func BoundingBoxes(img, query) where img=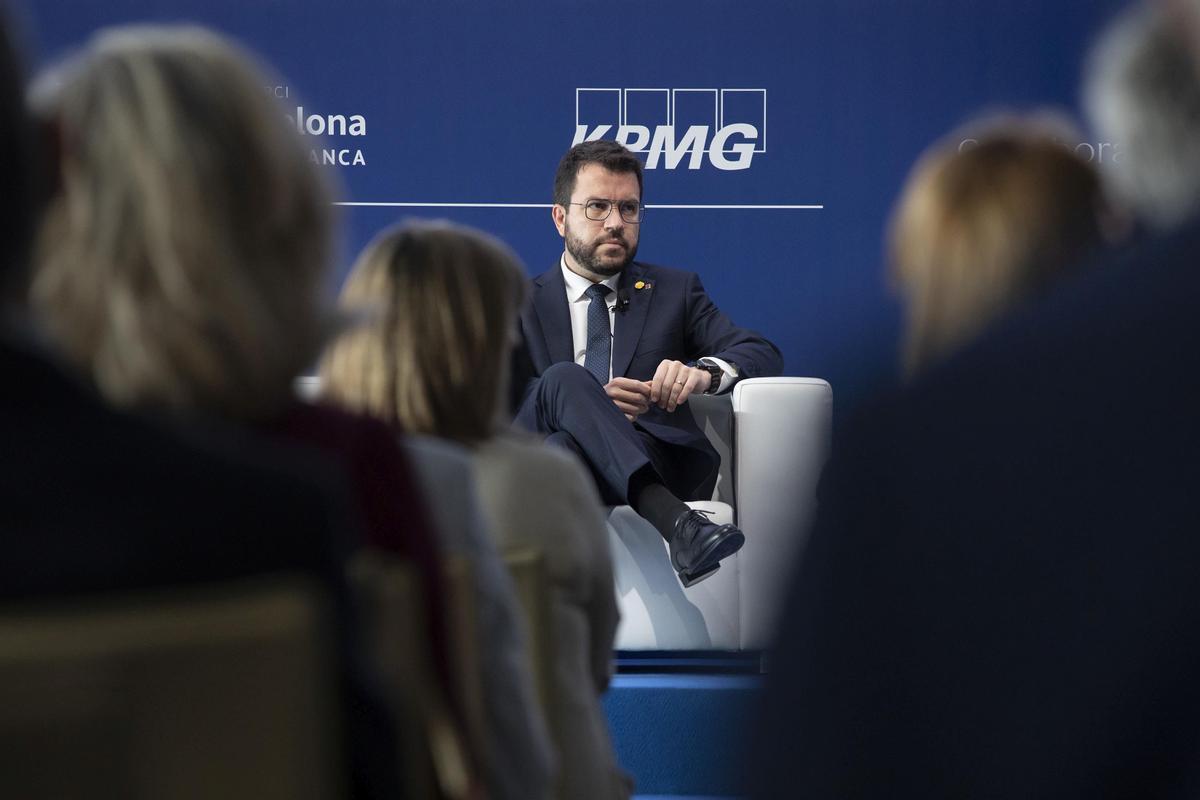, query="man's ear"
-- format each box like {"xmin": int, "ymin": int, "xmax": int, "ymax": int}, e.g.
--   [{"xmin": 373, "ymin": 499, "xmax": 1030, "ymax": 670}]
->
[{"xmin": 551, "ymin": 204, "xmax": 567, "ymax": 237}]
